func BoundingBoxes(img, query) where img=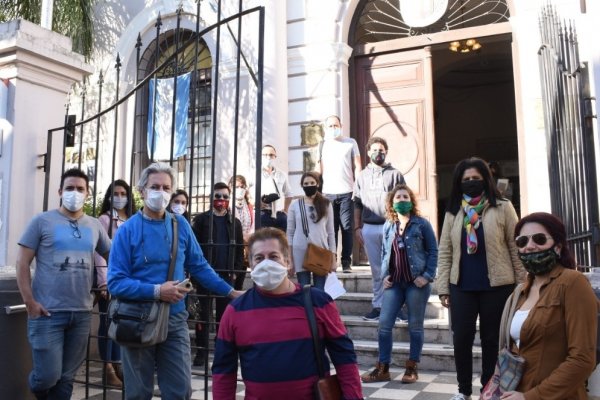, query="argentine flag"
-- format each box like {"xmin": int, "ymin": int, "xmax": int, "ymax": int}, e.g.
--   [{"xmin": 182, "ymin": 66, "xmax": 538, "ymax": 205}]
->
[{"xmin": 147, "ymin": 72, "xmax": 191, "ymax": 160}]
